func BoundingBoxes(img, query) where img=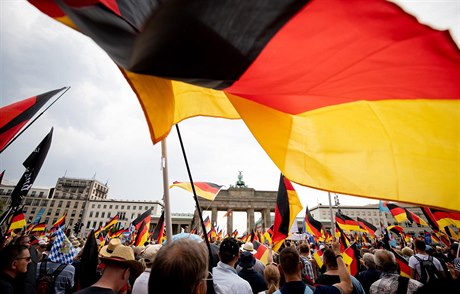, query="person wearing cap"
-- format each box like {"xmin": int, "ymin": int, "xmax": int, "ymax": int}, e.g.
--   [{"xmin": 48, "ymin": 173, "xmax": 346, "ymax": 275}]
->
[
  {"xmin": 237, "ymin": 241, "xmax": 266, "ymax": 276},
  {"xmin": 149, "ymin": 238, "xmax": 209, "ymax": 293},
  {"xmin": 212, "ymin": 237, "xmax": 252, "ymax": 294},
  {"xmin": 75, "ymin": 244, "xmax": 144, "ymax": 294},
  {"xmin": 238, "ymin": 251, "xmax": 267, "ymax": 293},
  {"xmin": 131, "ymin": 244, "xmax": 162, "ymax": 294}
]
